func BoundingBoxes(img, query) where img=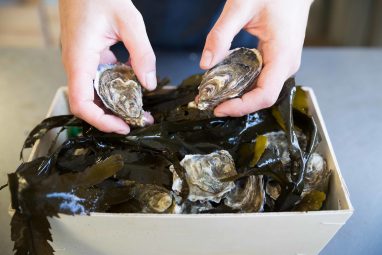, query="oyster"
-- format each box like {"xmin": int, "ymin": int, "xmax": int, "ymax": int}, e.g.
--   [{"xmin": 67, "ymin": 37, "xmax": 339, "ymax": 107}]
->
[
  {"xmin": 303, "ymin": 153, "xmax": 330, "ymax": 193},
  {"xmin": 263, "ymin": 131, "xmax": 329, "ymax": 196},
  {"xmin": 197, "ymin": 47, "xmax": 263, "ymax": 110},
  {"xmin": 121, "ymin": 180, "xmax": 173, "ymax": 213},
  {"xmin": 224, "ymin": 176, "xmax": 265, "ymax": 212},
  {"xmin": 94, "ymin": 64, "xmax": 148, "ymax": 127},
  {"xmin": 264, "ymin": 130, "xmax": 307, "ymax": 165},
  {"xmin": 170, "ymin": 150, "xmax": 237, "ymax": 203}
]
